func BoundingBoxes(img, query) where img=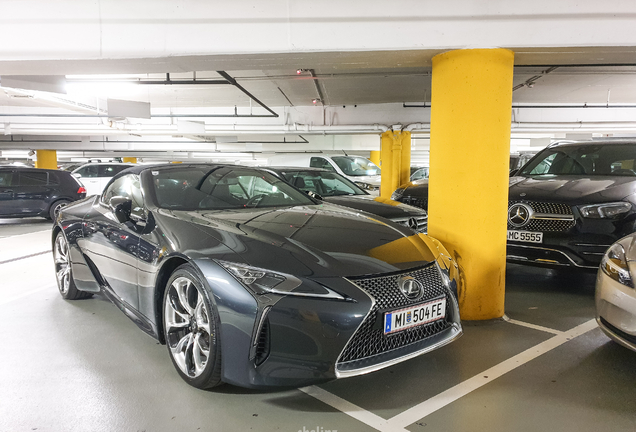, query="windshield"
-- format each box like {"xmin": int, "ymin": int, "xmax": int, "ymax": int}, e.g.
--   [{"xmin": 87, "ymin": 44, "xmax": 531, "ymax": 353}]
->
[
  {"xmin": 520, "ymin": 144, "xmax": 636, "ymax": 177},
  {"xmin": 331, "ymin": 156, "xmax": 381, "ymax": 176},
  {"xmin": 281, "ymin": 170, "xmax": 367, "ymax": 197},
  {"xmin": 149, "ymin": 166, "xmax": 314, "ymax": 210}
]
